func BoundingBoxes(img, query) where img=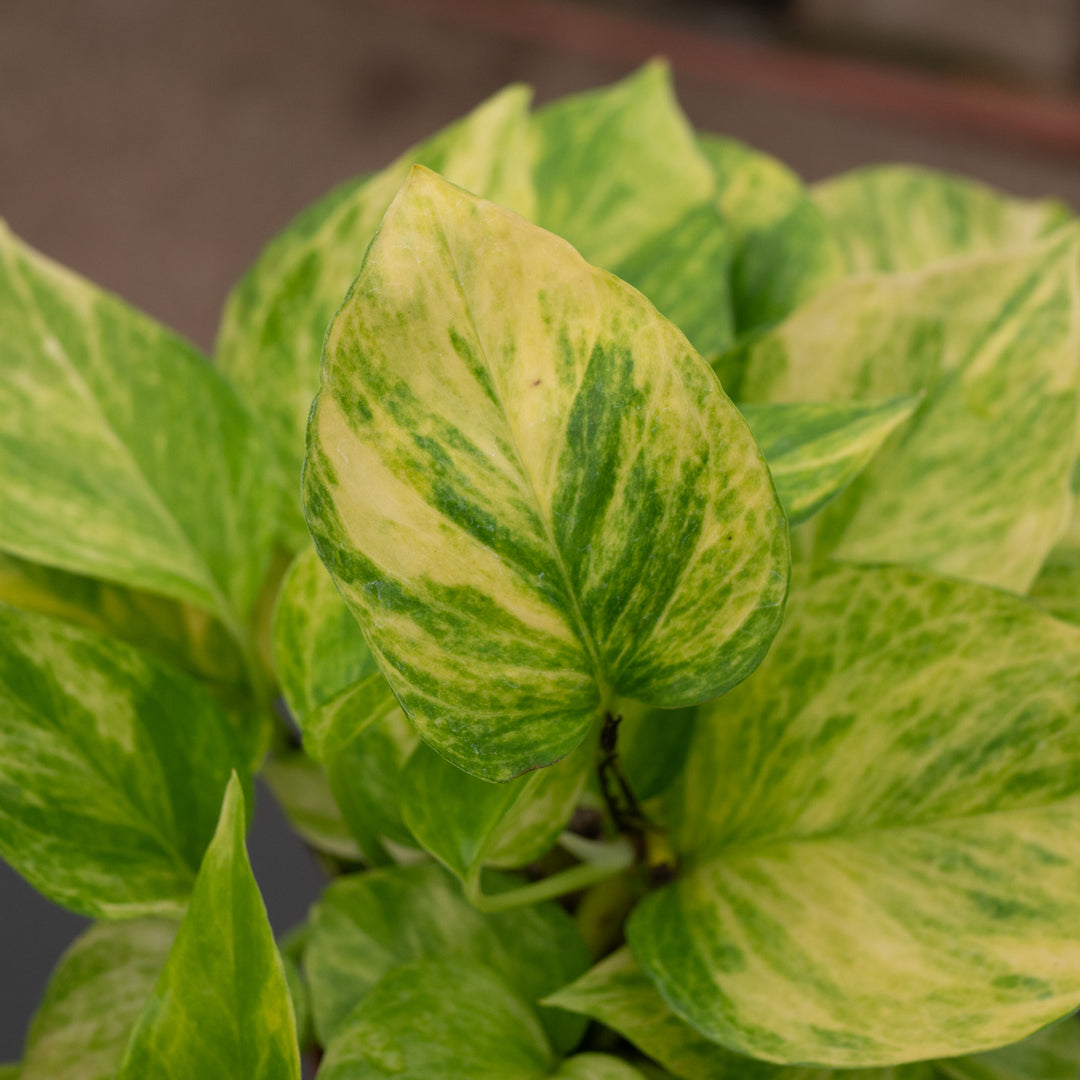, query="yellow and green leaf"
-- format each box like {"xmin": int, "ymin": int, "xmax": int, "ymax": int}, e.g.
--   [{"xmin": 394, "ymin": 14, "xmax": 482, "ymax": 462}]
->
[
  {"xmin": 740, "ymin": 396, "xmax": 920, "ymax": 526},
  {"xmin": 740, "ymin": 227, "xmax": 1080, "ymax": 591},
  {"xmin": 531, "ymin": 63, "xmax": 735, "ymax": 359},
  {"xmin": 303, "ymin": 168, "xmax": 789, "ymax": 781},
  {"xmin": 20, "ymin": 920, "xmax": 176, "ymax": 1080},
  {"xmin": 119, "ymin": 776, "xmax": 301, "ymax": 1080},
  {"xmin": 547, "ymin": 948, "xmax": 933, "ymax": 1080},
  {"xmin": 0, "ymin": 223, "xmax": 277, "ymax": 640},
  {"xmin": 628, "ymin": 564, "xmax": 1080, "ymax": 1067},
  {"xmin": 217, "ymin": 86, "xmax": 536, "ymax": 549},
  {"xmin": 813, "ymin": 165, "xmax": 1072, "ymax": 274},
  {"xmin": 0, "ymin": 606, "xmax": 247, "ymax": 918}
]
